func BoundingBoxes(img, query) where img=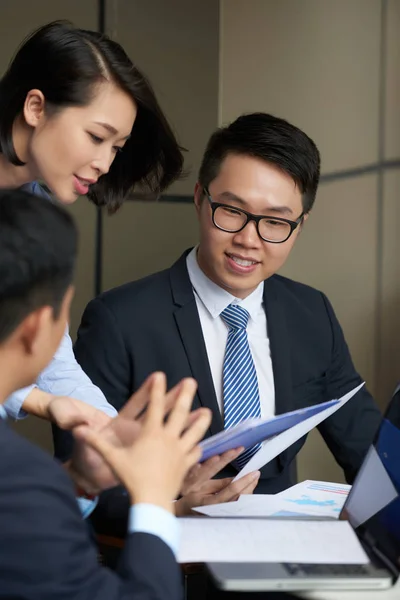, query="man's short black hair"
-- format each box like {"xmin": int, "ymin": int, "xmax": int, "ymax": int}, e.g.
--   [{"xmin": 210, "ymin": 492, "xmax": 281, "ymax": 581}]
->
[
  {"xmin": 198, "ymin": 112, "xmax": 321, "ymax": 213},
  {"xmin": 0, "ymin": 189, "xmax": 77, "ymax": 343}
]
